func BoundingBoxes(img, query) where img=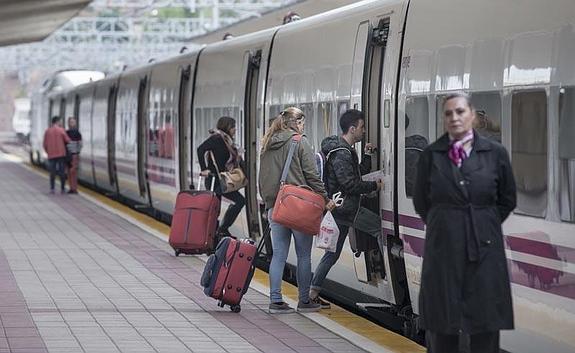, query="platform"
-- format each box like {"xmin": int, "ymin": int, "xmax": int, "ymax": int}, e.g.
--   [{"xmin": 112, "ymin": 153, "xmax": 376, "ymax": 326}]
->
[{"xmin": 0, "ymin": 152, "xmax": 423, "ymax": 353}]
